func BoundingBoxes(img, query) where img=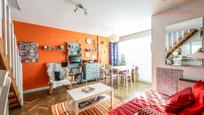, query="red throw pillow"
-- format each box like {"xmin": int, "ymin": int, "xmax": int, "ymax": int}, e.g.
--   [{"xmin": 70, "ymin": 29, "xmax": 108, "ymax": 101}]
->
[
  {"xmin": 192, "ymin": 80, "xmax": 204, "ymax": 98},
  {"xmin": 164, "ymin": 87, "xmax": 195, "ymax": 113},
  {"xmin": 180, "ymin": 90, "xmax": 204, "ymax": 115}
]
